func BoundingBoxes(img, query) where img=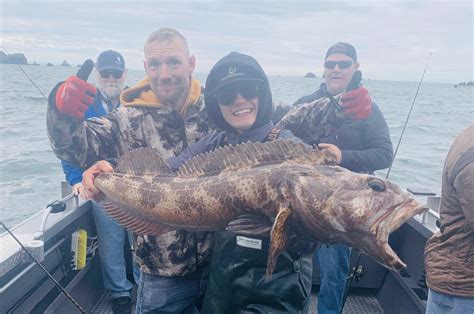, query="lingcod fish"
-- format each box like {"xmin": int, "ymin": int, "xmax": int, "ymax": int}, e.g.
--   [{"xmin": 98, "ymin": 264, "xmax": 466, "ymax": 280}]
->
[{"xmin": 95, "ymin": 140, "xmax": 427, "ymax": 276}]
